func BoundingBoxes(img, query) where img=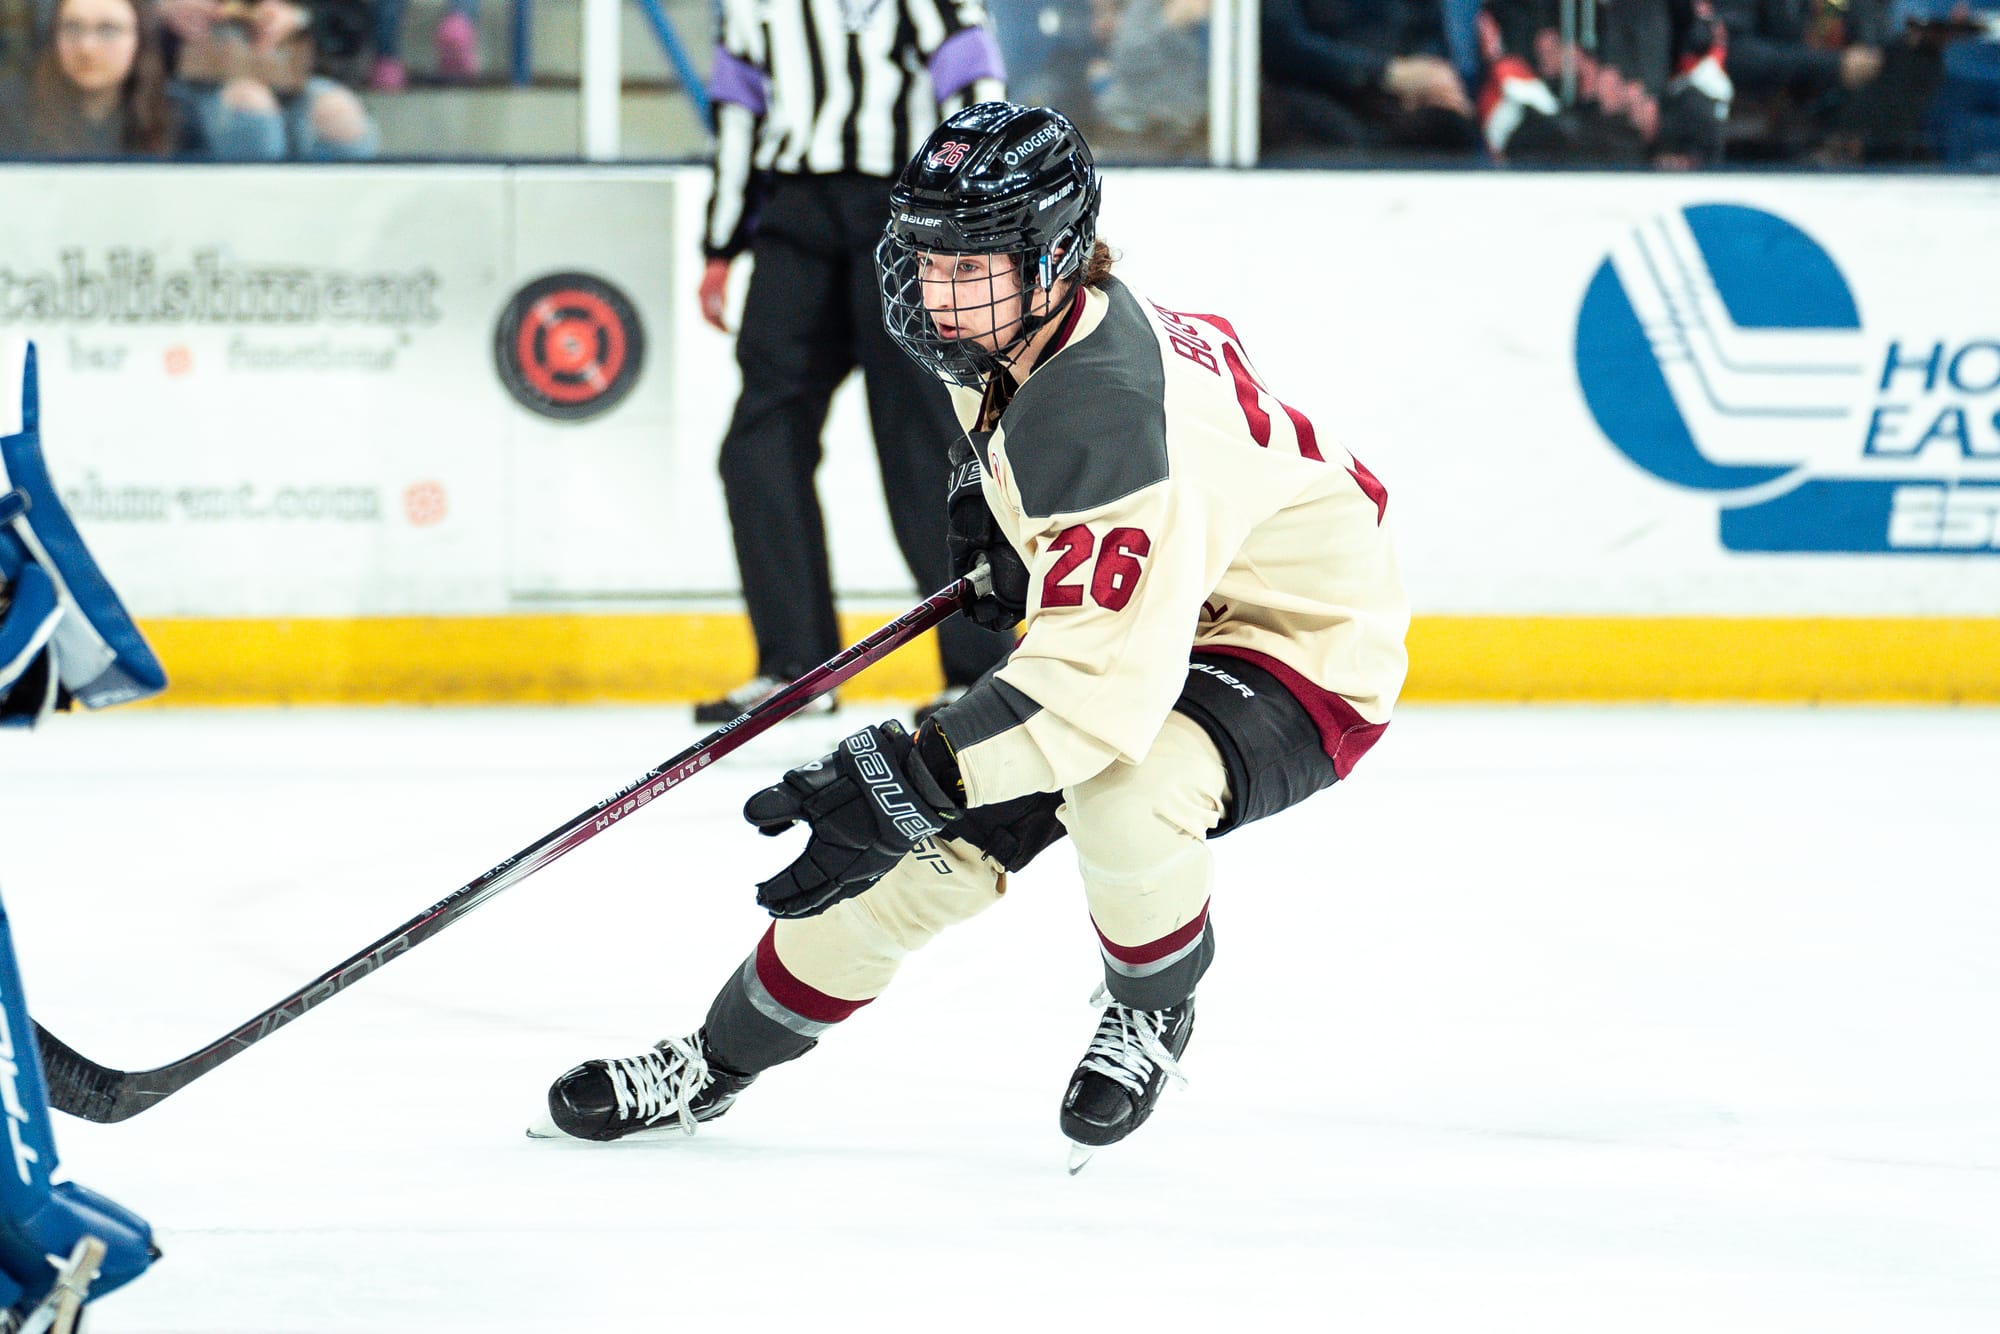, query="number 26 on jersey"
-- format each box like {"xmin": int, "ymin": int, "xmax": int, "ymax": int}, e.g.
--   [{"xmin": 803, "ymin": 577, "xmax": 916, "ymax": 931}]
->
[{"xmin": 1041, "ymin": 524, "xmax": 1151, "ymax": 611}]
